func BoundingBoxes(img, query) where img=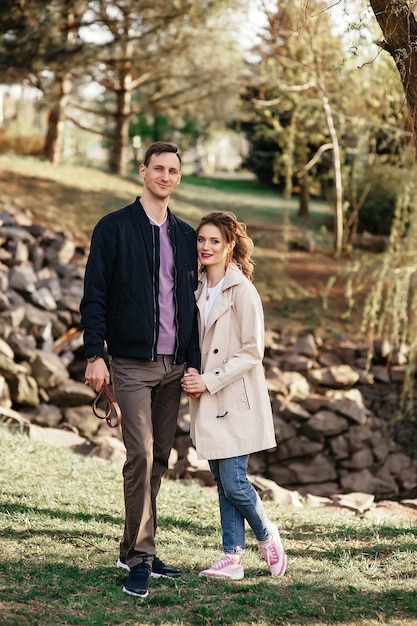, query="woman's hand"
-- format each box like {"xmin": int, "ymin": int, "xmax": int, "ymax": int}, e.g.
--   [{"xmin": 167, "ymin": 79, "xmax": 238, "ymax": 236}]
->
[{"xmin": 181, "ymin": 371, "xmax": 206, "ymax": 398}]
